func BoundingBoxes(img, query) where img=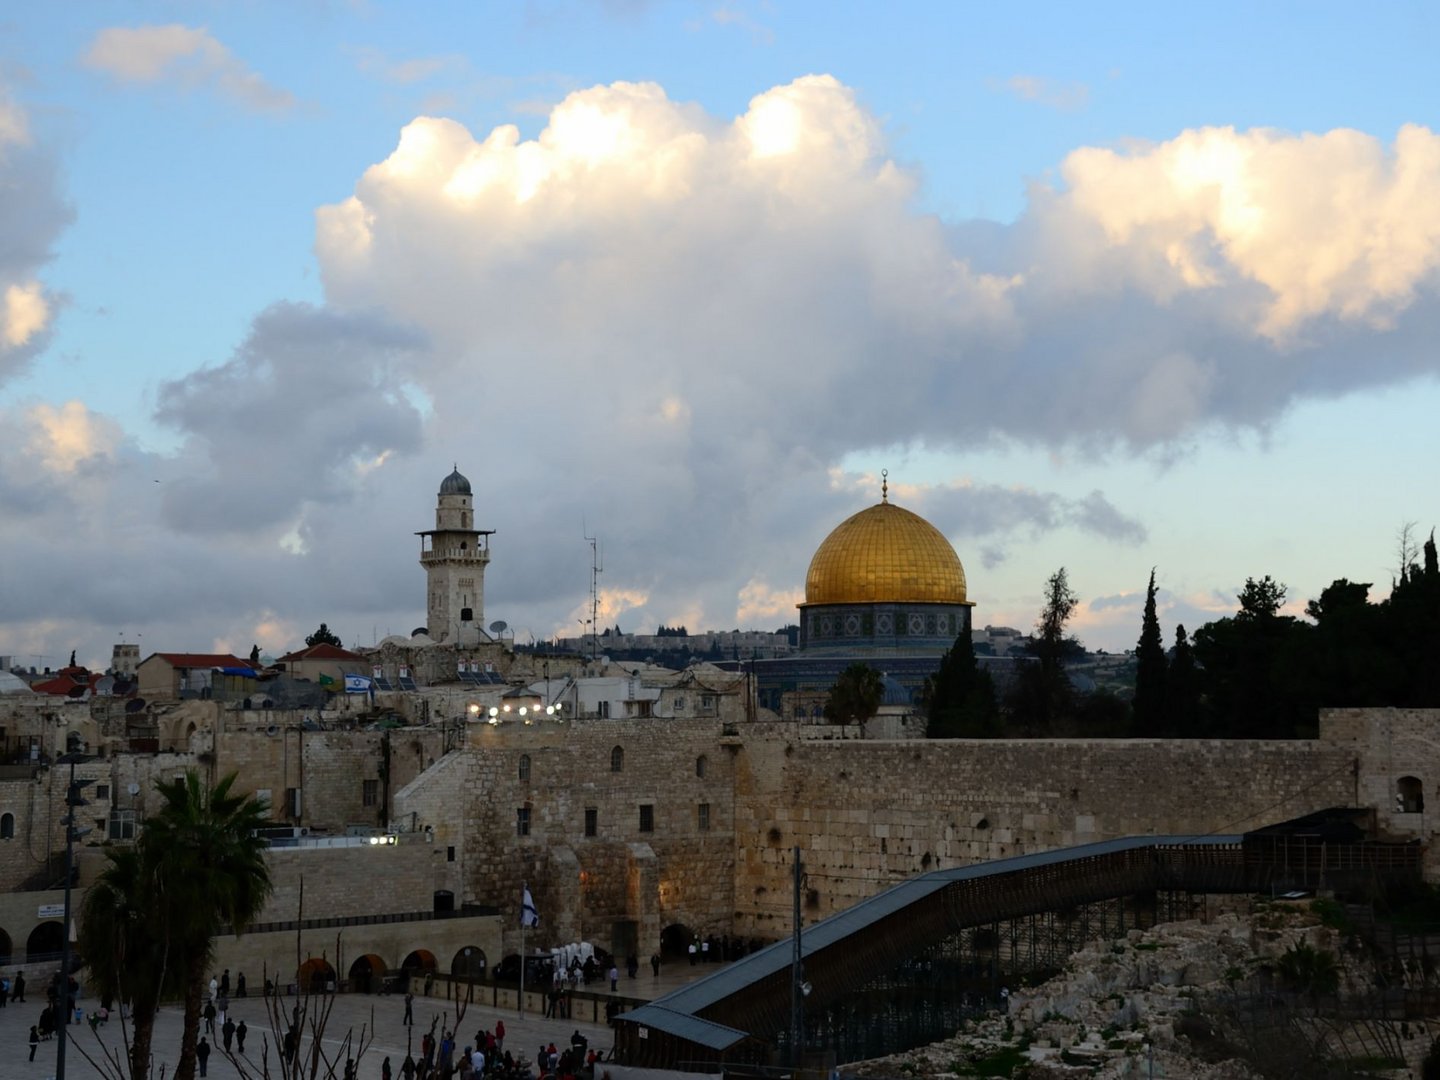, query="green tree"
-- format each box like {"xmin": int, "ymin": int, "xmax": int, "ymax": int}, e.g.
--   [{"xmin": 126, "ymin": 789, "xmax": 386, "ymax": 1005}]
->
[
  {"xmin": 1275, "ymin": 942, "xmax": 1340, "ymax": 1000},
  {"xmin": 80, "ymin": 847, "xmax": 173, "ymax": 1078},
  {"xmin": 925, "ymin": 625, "xmax": 1000, "ymax": 738},
  {"xmin": 147, "ymin": 774, "xmax": 273, "ymax": 1080},
  {"xmin": 1132, "ymin": 568, "xmax": 1167, "ymax": 736},
  {"xmin": 1164, "ymin": 624, "xmax": 1201, "ymax": 735},
  {"xmin": 305, "ymin": 622, "xmax": 343, "ymax": 648},
  {"xmin": 824, "ymin": 663, "xmax": 884, "ymax": 725},
  {"xmin": 1193, "ymin": 576, "xmax": 1314, "ymax": 738},
  {"xmin": 1009, "ymin": 568, "xmax": 1079, "ymax": 733}
]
